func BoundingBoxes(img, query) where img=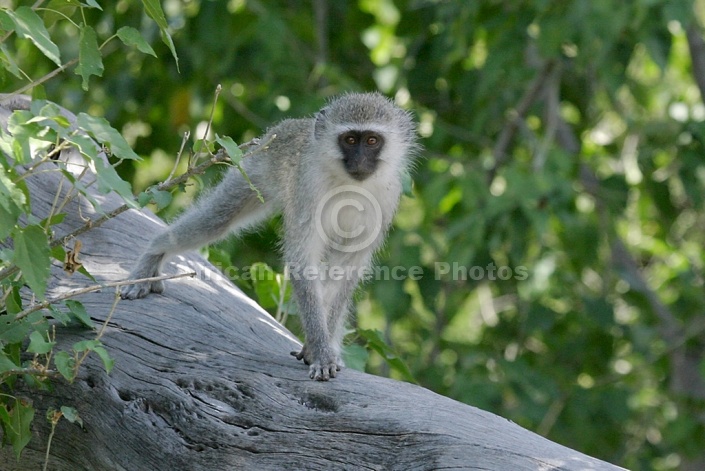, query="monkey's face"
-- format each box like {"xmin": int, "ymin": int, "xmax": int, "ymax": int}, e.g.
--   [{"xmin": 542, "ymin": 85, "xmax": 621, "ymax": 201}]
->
[{"xmin": 337, "ymin": 130, "xmax": 384, "ymax": 181}]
